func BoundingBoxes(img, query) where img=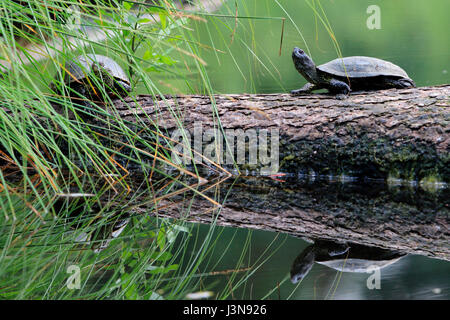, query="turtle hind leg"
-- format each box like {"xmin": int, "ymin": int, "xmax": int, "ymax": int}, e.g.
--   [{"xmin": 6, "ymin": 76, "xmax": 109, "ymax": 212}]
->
[
  {"xmin": 387, "ymin": 78, "xmax": 416, "ymax": 89},
  {"xmin": 328, "ymin": 78, "xmax": 351, "ymax": 99},
  {"xmin": 291, "ymin": 82, "xmax": 319, "ymax": 95}
]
